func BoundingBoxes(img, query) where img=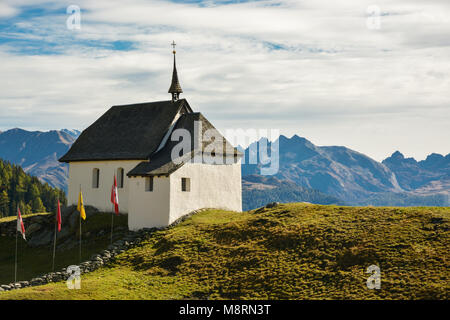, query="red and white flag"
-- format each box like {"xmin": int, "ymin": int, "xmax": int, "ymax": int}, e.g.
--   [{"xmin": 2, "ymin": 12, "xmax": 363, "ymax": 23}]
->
[
  {"xmin": 111, "ymin": 175, "xmax": 119, "ymax": 215},
  {"xmin": 57, "ymin": 199, "xmax": 62, "ymax": 232},
  {"xmin": 17, "ymin": 207, "xmax": 26, "ymax": 240}
]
